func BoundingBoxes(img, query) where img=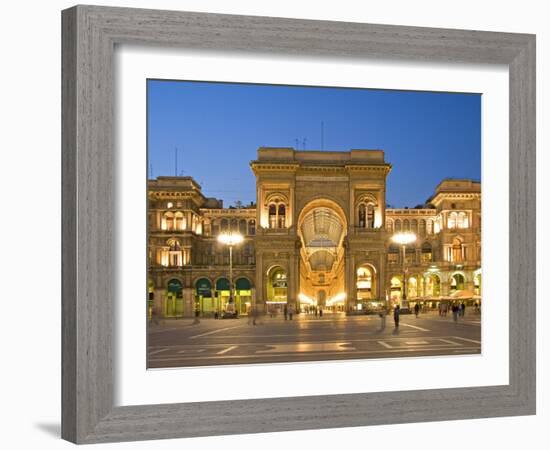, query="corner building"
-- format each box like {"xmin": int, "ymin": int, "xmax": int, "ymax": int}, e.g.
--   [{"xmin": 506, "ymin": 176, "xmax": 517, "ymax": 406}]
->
[{"xmin": 147, "ymin": 147, "xmax": 481, "ymax": 318}]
